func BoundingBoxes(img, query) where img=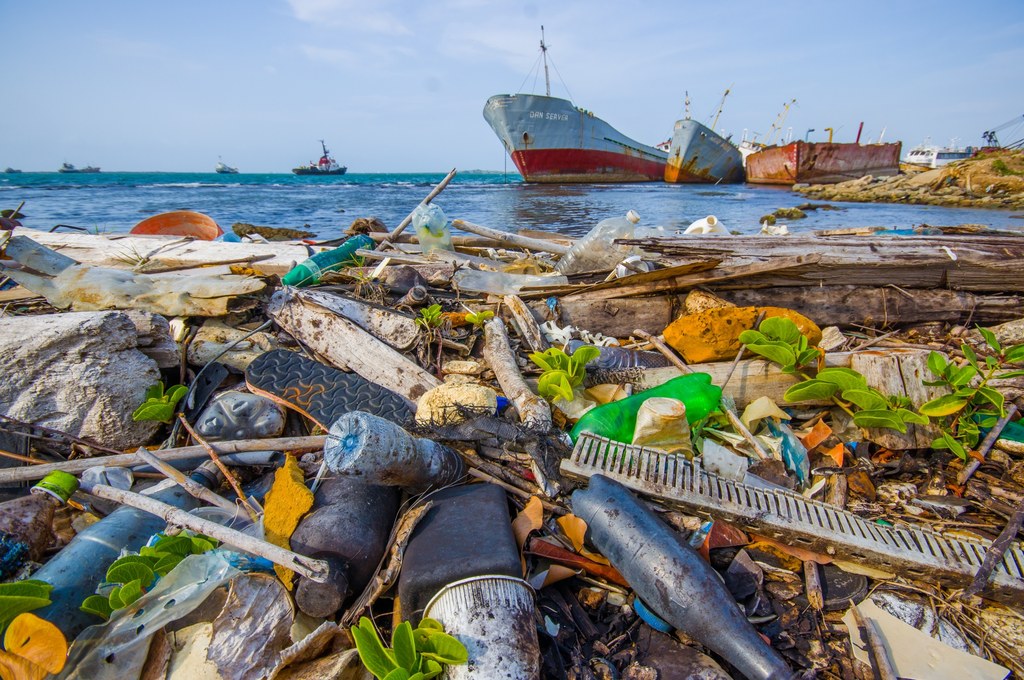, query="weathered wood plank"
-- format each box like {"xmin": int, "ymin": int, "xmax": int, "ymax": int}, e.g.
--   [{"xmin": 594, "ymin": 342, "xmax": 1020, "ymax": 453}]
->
[
  {"xmin": 295, "ymin": 289, "xmax": 420, "ymax": 351},
  {"xmin": 849, "ymin": 349, "xmax": 943, "ymax": 449},
  {"xmin": 527, "ymin": 296, "xmax": 678, "ymax": 340},
  {"xmin": 268, "ymin": 289, "xmax": 438, "ymax": 402}
]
